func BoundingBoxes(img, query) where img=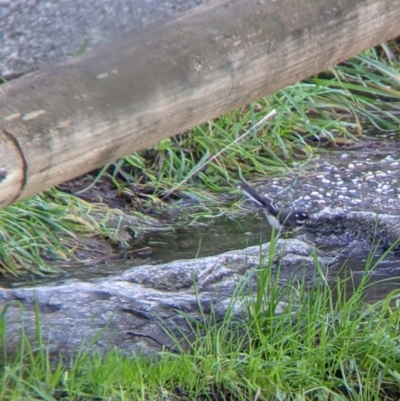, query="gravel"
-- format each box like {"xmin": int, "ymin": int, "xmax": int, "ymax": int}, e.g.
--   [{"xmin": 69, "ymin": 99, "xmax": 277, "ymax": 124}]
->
[
  {"xmin": 0, "ymin": 0, "xmax": 211, "ymax": 79},
  {"xmin": 241, "ymin": 145, "xmax": 400, "ymax": 217}
]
